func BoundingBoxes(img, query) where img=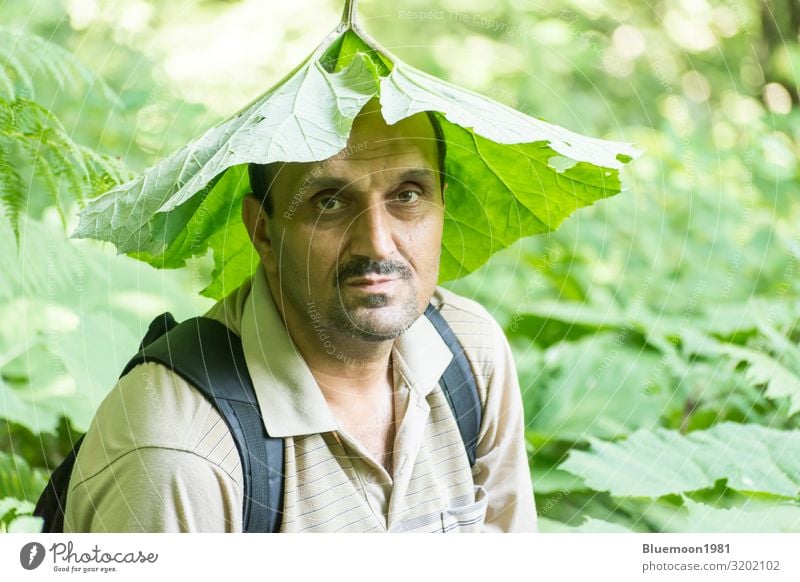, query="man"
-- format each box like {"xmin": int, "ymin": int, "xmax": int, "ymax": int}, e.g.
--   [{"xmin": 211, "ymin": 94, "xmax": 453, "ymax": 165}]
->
[{"xmin": 64, "ymin": 98, "xmax": 537, "ymax": 532}]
